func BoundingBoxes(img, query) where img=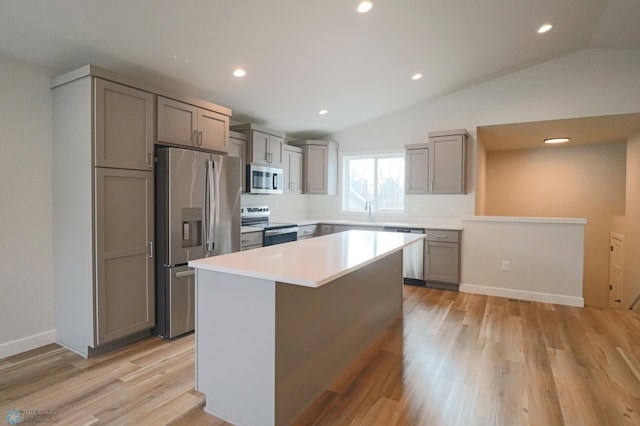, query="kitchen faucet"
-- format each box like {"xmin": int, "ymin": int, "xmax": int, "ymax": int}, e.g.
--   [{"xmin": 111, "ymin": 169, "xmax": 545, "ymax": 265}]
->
[{"xmin": 364, "ymin": 200, "xmax": 372, "ymax": 222}]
